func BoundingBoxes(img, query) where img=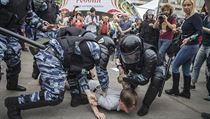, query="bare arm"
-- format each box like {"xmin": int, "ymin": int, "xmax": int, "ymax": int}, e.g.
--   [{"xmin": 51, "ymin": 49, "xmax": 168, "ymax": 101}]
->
[
  {"xmin": 165, "ymin": 16, "xmax": 176, "ymax": 30},
  {"xmin": 90, "ymin": 103, "xmax": 106, "ymax": 119}
]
